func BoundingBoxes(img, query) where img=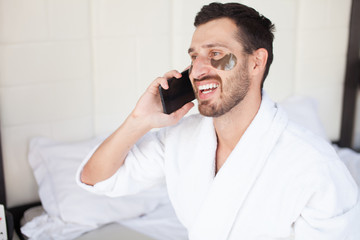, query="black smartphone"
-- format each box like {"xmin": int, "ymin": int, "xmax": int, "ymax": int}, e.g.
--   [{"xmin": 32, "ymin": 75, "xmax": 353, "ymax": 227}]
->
[{"xmin": 159, "ymin": 69, "xmax": 195, "ymax": 114}]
